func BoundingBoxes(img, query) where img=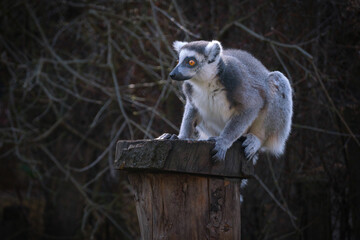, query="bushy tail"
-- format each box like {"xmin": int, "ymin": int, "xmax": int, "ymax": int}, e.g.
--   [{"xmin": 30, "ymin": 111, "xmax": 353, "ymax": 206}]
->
[{"xmin": 265, "ymin": 71, "xmax": 293, "ymax": 156}]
